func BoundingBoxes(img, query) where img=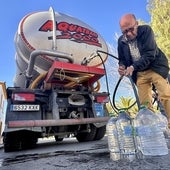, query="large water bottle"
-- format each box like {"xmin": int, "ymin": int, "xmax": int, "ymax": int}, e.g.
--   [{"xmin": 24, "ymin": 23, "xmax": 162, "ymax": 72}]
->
[
  {"xmin": 106, "ymin": 116, "xmax": 120, "ymax": 161},
  {"xmin": 155, "ymin": 112, "xmax": 168, "ymax": 133},
  {"xmin": 155, "ymin": 112, "xmax": 170, "ymax": 147},
  {"xmin": 116, "ymin": 110, "xmax": 137, "ymax": 161},
  {"xmin": 134, "ymin": 106, "xmax": 168, "ymax": 157}
]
